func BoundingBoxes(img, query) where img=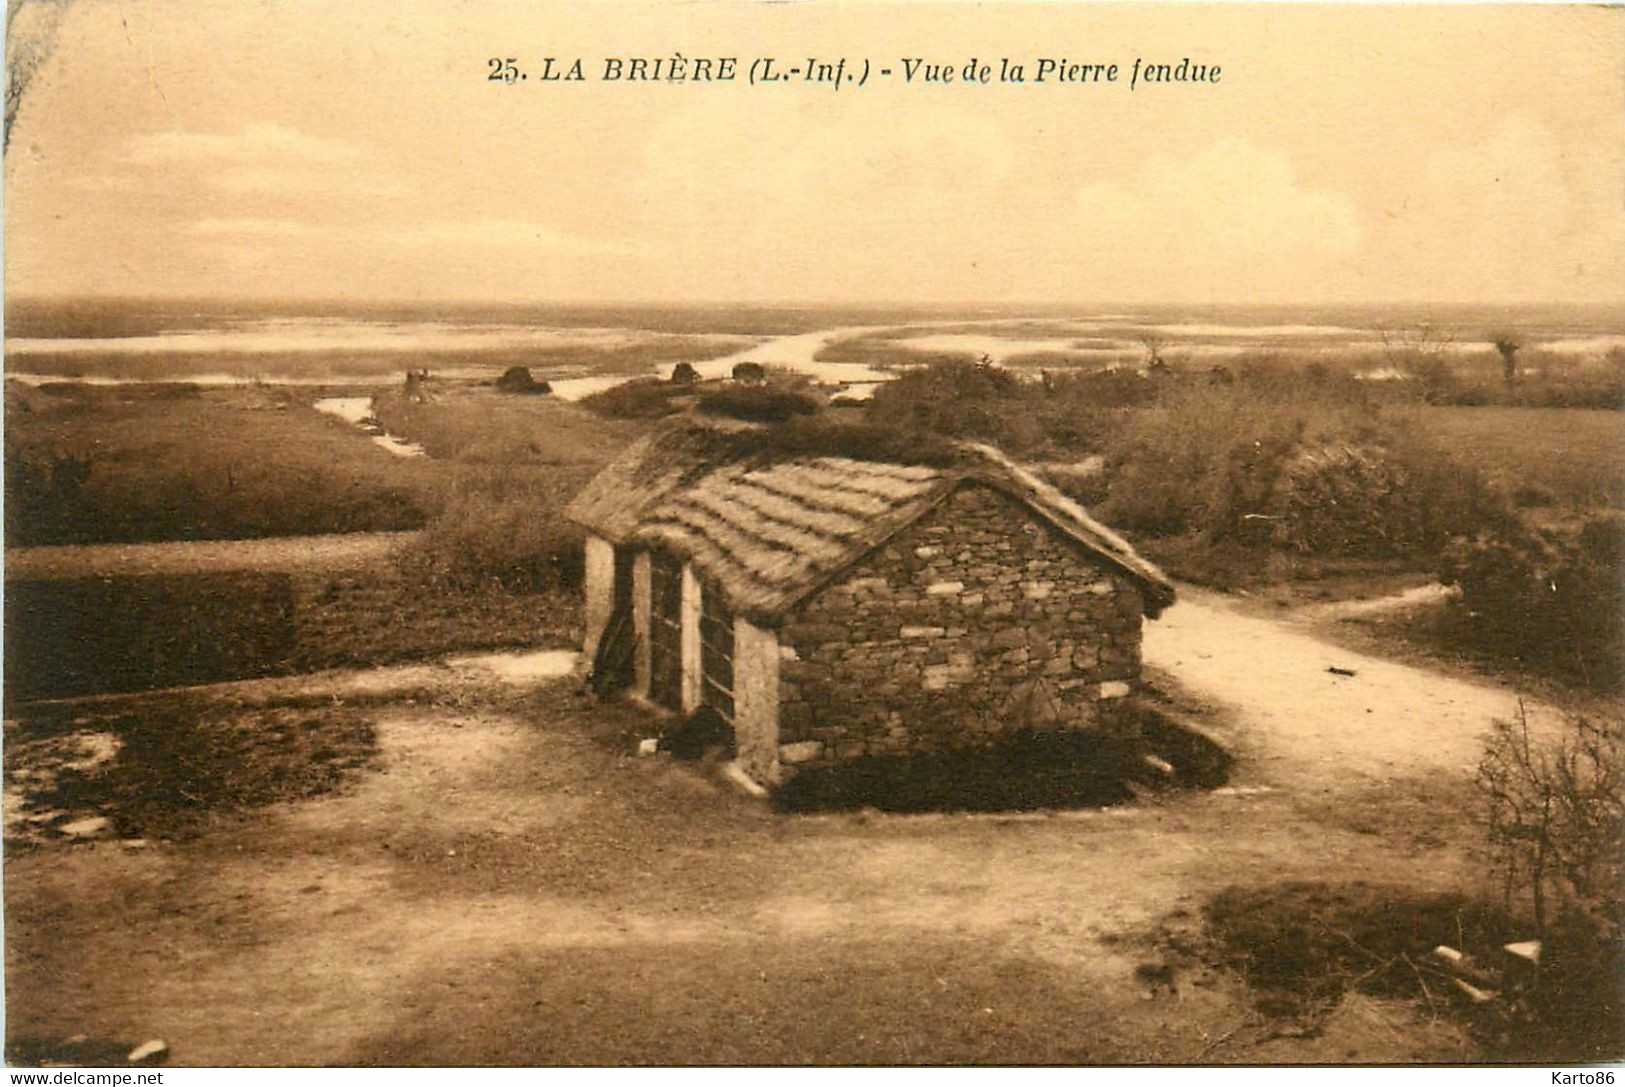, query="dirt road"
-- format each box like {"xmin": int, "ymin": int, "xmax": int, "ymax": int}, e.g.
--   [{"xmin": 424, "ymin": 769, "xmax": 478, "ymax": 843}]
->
[
  {"xmin": 8, "ymin": 591, "xmax": 1569, "ymax": 1065},
  {"xmin": 1142, "ymin": 587, "xmax": 1561, "ymax": 796}
]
